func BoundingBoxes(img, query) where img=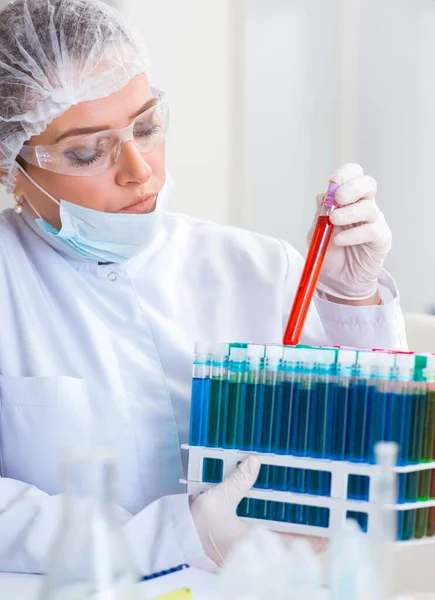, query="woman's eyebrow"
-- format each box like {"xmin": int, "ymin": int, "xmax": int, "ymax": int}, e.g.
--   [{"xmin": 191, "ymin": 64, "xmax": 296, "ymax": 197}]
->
[
  {"xmin": 129, "ymin": 97, "xmax": 157, "ymax": 120},
  {"xmin": 53, "ymin": 97, "xmax": 158, "ymax": 144}
]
